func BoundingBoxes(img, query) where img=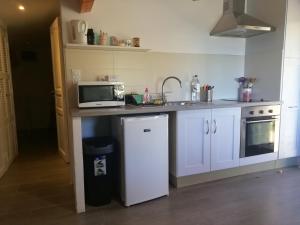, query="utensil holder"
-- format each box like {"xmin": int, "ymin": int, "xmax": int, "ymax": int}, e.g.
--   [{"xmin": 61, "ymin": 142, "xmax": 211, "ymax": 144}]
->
[
  {"xmin": 207, "ymin": 90, "xmax": 213, "ymax": 102},
  {"xmin": 200, "ymin": 89, "xmax": 213, "ymax": 102}
]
